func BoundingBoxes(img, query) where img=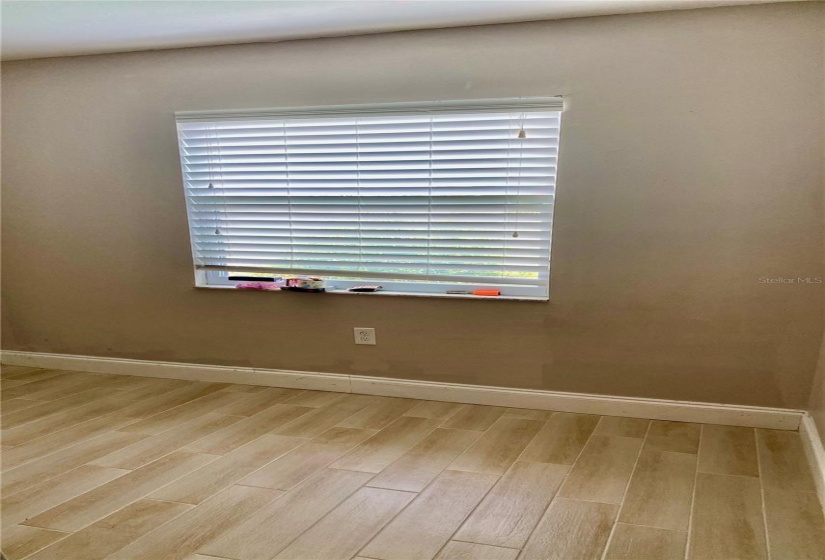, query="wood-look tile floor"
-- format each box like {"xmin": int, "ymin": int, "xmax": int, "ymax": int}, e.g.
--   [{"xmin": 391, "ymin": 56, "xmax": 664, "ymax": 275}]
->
[{"xmin": 1, "ymin": 364, "xmax": 824, "ymax": 560}]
